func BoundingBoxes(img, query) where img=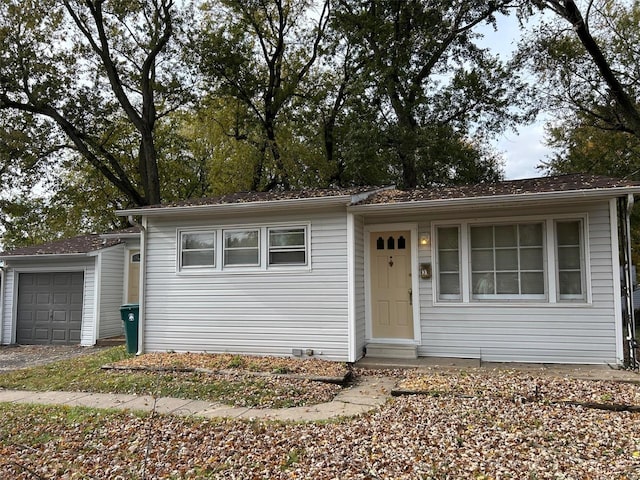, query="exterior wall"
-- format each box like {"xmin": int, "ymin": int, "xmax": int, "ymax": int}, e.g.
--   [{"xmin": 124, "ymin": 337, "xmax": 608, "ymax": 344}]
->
[
  {"xmin": 96, "ymin": 245, "xmax": 126, "ymax": 339},
  {"xmin": 143, "ymin": 207, "xmax": 351, "ymax": 360},
  {"xmin": 361, "ymin": 200, "xmax": 620, "ymax": 364},
  {"xmin": 0, "ymin": 257, "xmax": 96, "ymax": 346}
]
